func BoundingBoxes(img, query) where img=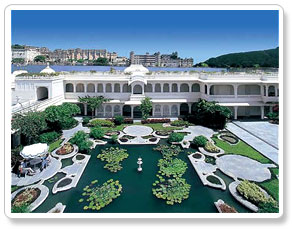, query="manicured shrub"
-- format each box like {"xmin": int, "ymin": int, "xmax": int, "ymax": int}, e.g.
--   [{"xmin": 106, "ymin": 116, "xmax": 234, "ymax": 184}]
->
[
  {"xmin": 192, "ymin": 135, "xmax": 208, "ymax": 148},
  {"xmin": 113, "ymin": 115, "xmax": 124, "ymax": 125},
  {"xmin": 90, "ymin": 127, "xmax": 105, "ymax": 140},
  {"xmin": 61, "ymin": 117, "xmax": 78, "ymax": 130},
  {"xmin": 188, "ymin": 99, "xmax": 231, "ymax": 129},
  {"xmin": 39, "ymin": 131, "xmax": 60, "ymax": 144},
  {"xmin": 141, "ymin": 118, "xmax": 170, "ymax": 124},
  {"xmin": 170, "ymin": 120, "xmax": 189, "ymax": 127},
  {"xmin": 90, "ymin": 119, "xmax": 114, "ymax": 128},
  {"xmin": 236, "ymin": 180, "xmax": 277, "ymax": 207},
  {"xmin": 258, "ymin": 201, "xmax": 279, "ymax": 213},
  {"xmin": 168, "ymin": 132, "xmax": 184, "ymax": 143},
  {"xmin": 111, "ymin": 134, "xmax": 118, "ymax": 143},
  {"xmin": 82, "ymin": 117, "xmax": 91, "ymax": 125},
  {"xmin": 69, "ymin": 131, "xmax": 93, "ymax": 153}
]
